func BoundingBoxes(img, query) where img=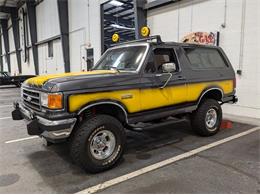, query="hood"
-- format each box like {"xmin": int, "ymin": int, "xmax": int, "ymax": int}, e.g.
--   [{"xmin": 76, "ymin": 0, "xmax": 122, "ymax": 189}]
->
[{"xmin": 24, "ymin": 70, "xmax": 117, "ymax": 87}]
